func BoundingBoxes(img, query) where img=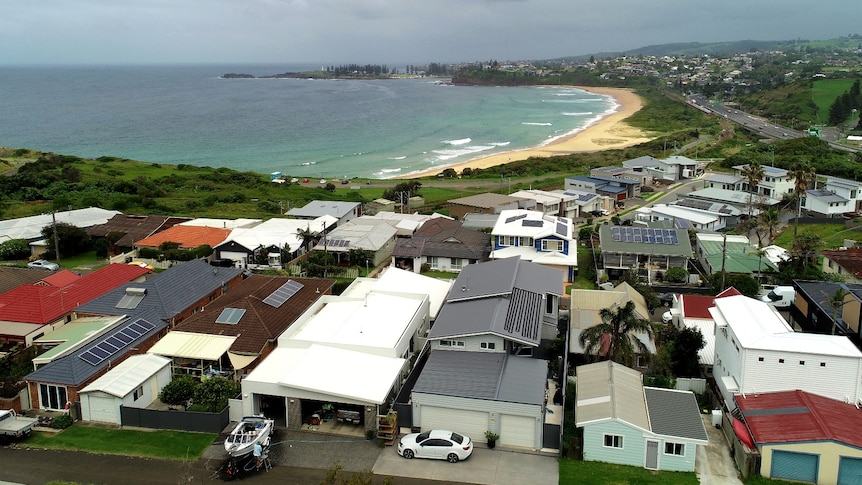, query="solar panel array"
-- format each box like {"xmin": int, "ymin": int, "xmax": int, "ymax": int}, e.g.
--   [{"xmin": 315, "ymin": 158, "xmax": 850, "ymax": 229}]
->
[
  {"xmin": 262, "ymin": 280, "xmax": 305, "ymax": 308},
  {"xmin": 325, "ymin": 238, "xmax": 350, "ymax": 247},
  {"xmin": 505, "ymin": 213, "xmax": 527, "ymax": 224},
  {"xmin": 79, "ymin": 318, "xmax": 155, "ymax": 366},
  {"xmin": 522, "ymin": 219, "xmax": 543, "ymax": 227},
  {"xmin": 611, "ymin": 227, "xmax": 680, "ymax": 245},
  {"xmin": 578, "ymin": 193, "xmax": 596, "ymax": 201},
  {"xmin": 556, "ymin": 222, "xmax": 568, "ymax": 237},
  {"xmin": 216, "ymin": 308, "xmax": 246, "ymax": 325}
]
